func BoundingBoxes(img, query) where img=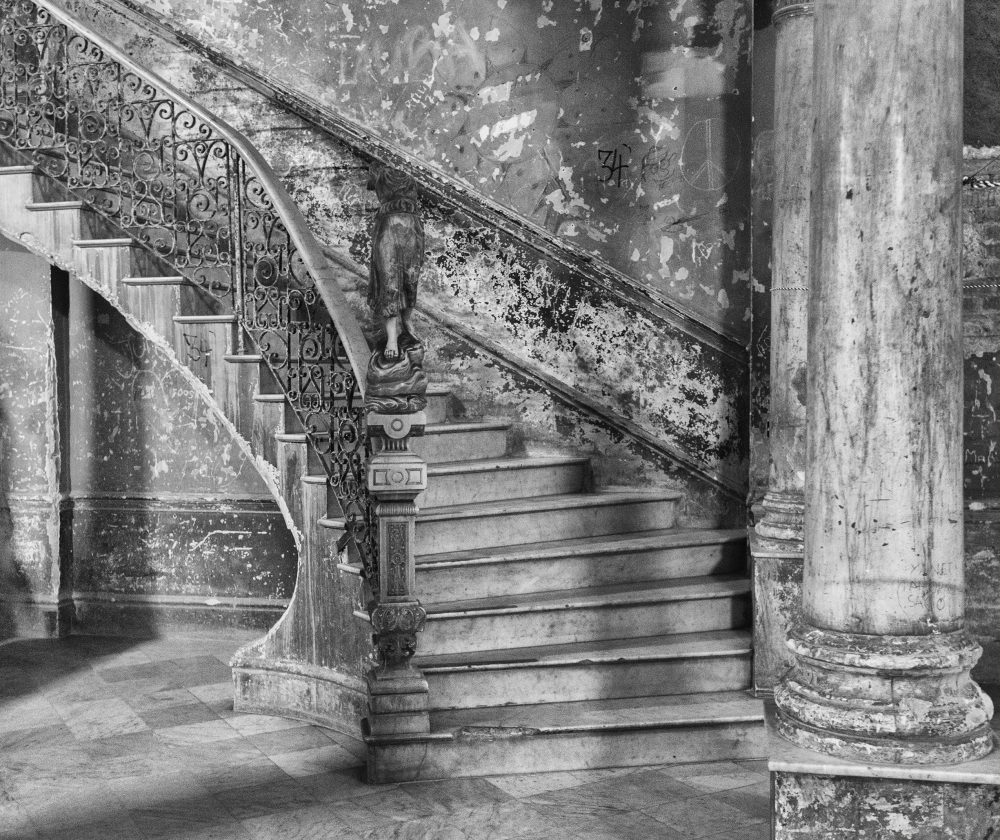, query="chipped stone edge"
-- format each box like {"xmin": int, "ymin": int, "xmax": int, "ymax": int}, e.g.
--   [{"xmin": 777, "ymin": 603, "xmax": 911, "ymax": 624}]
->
[{"xmin": 765, "ymin": 702, "xmax": 1000, "ymax": 785}]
